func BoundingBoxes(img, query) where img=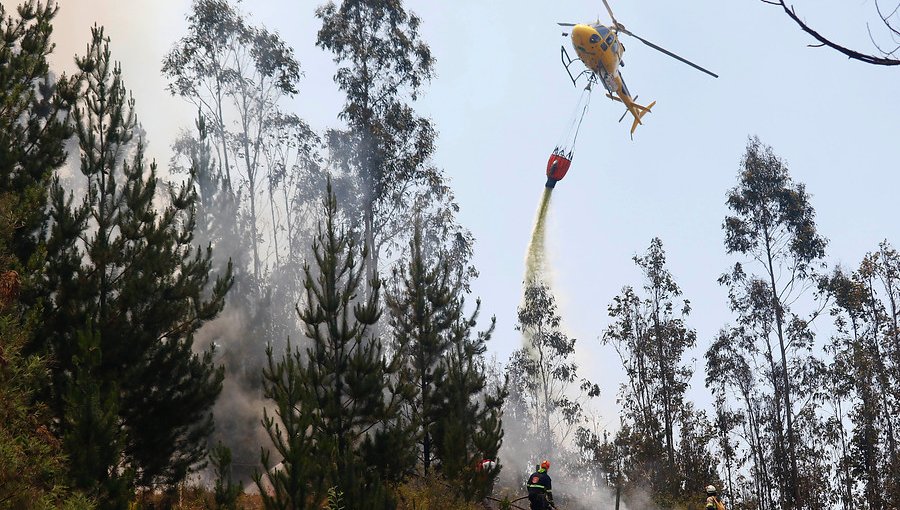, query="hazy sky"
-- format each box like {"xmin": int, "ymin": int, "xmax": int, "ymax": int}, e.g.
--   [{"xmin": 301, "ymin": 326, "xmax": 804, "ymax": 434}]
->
[{"xmin": 22, "ymin": 0, "xmax": 900, "ymax": 425}]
